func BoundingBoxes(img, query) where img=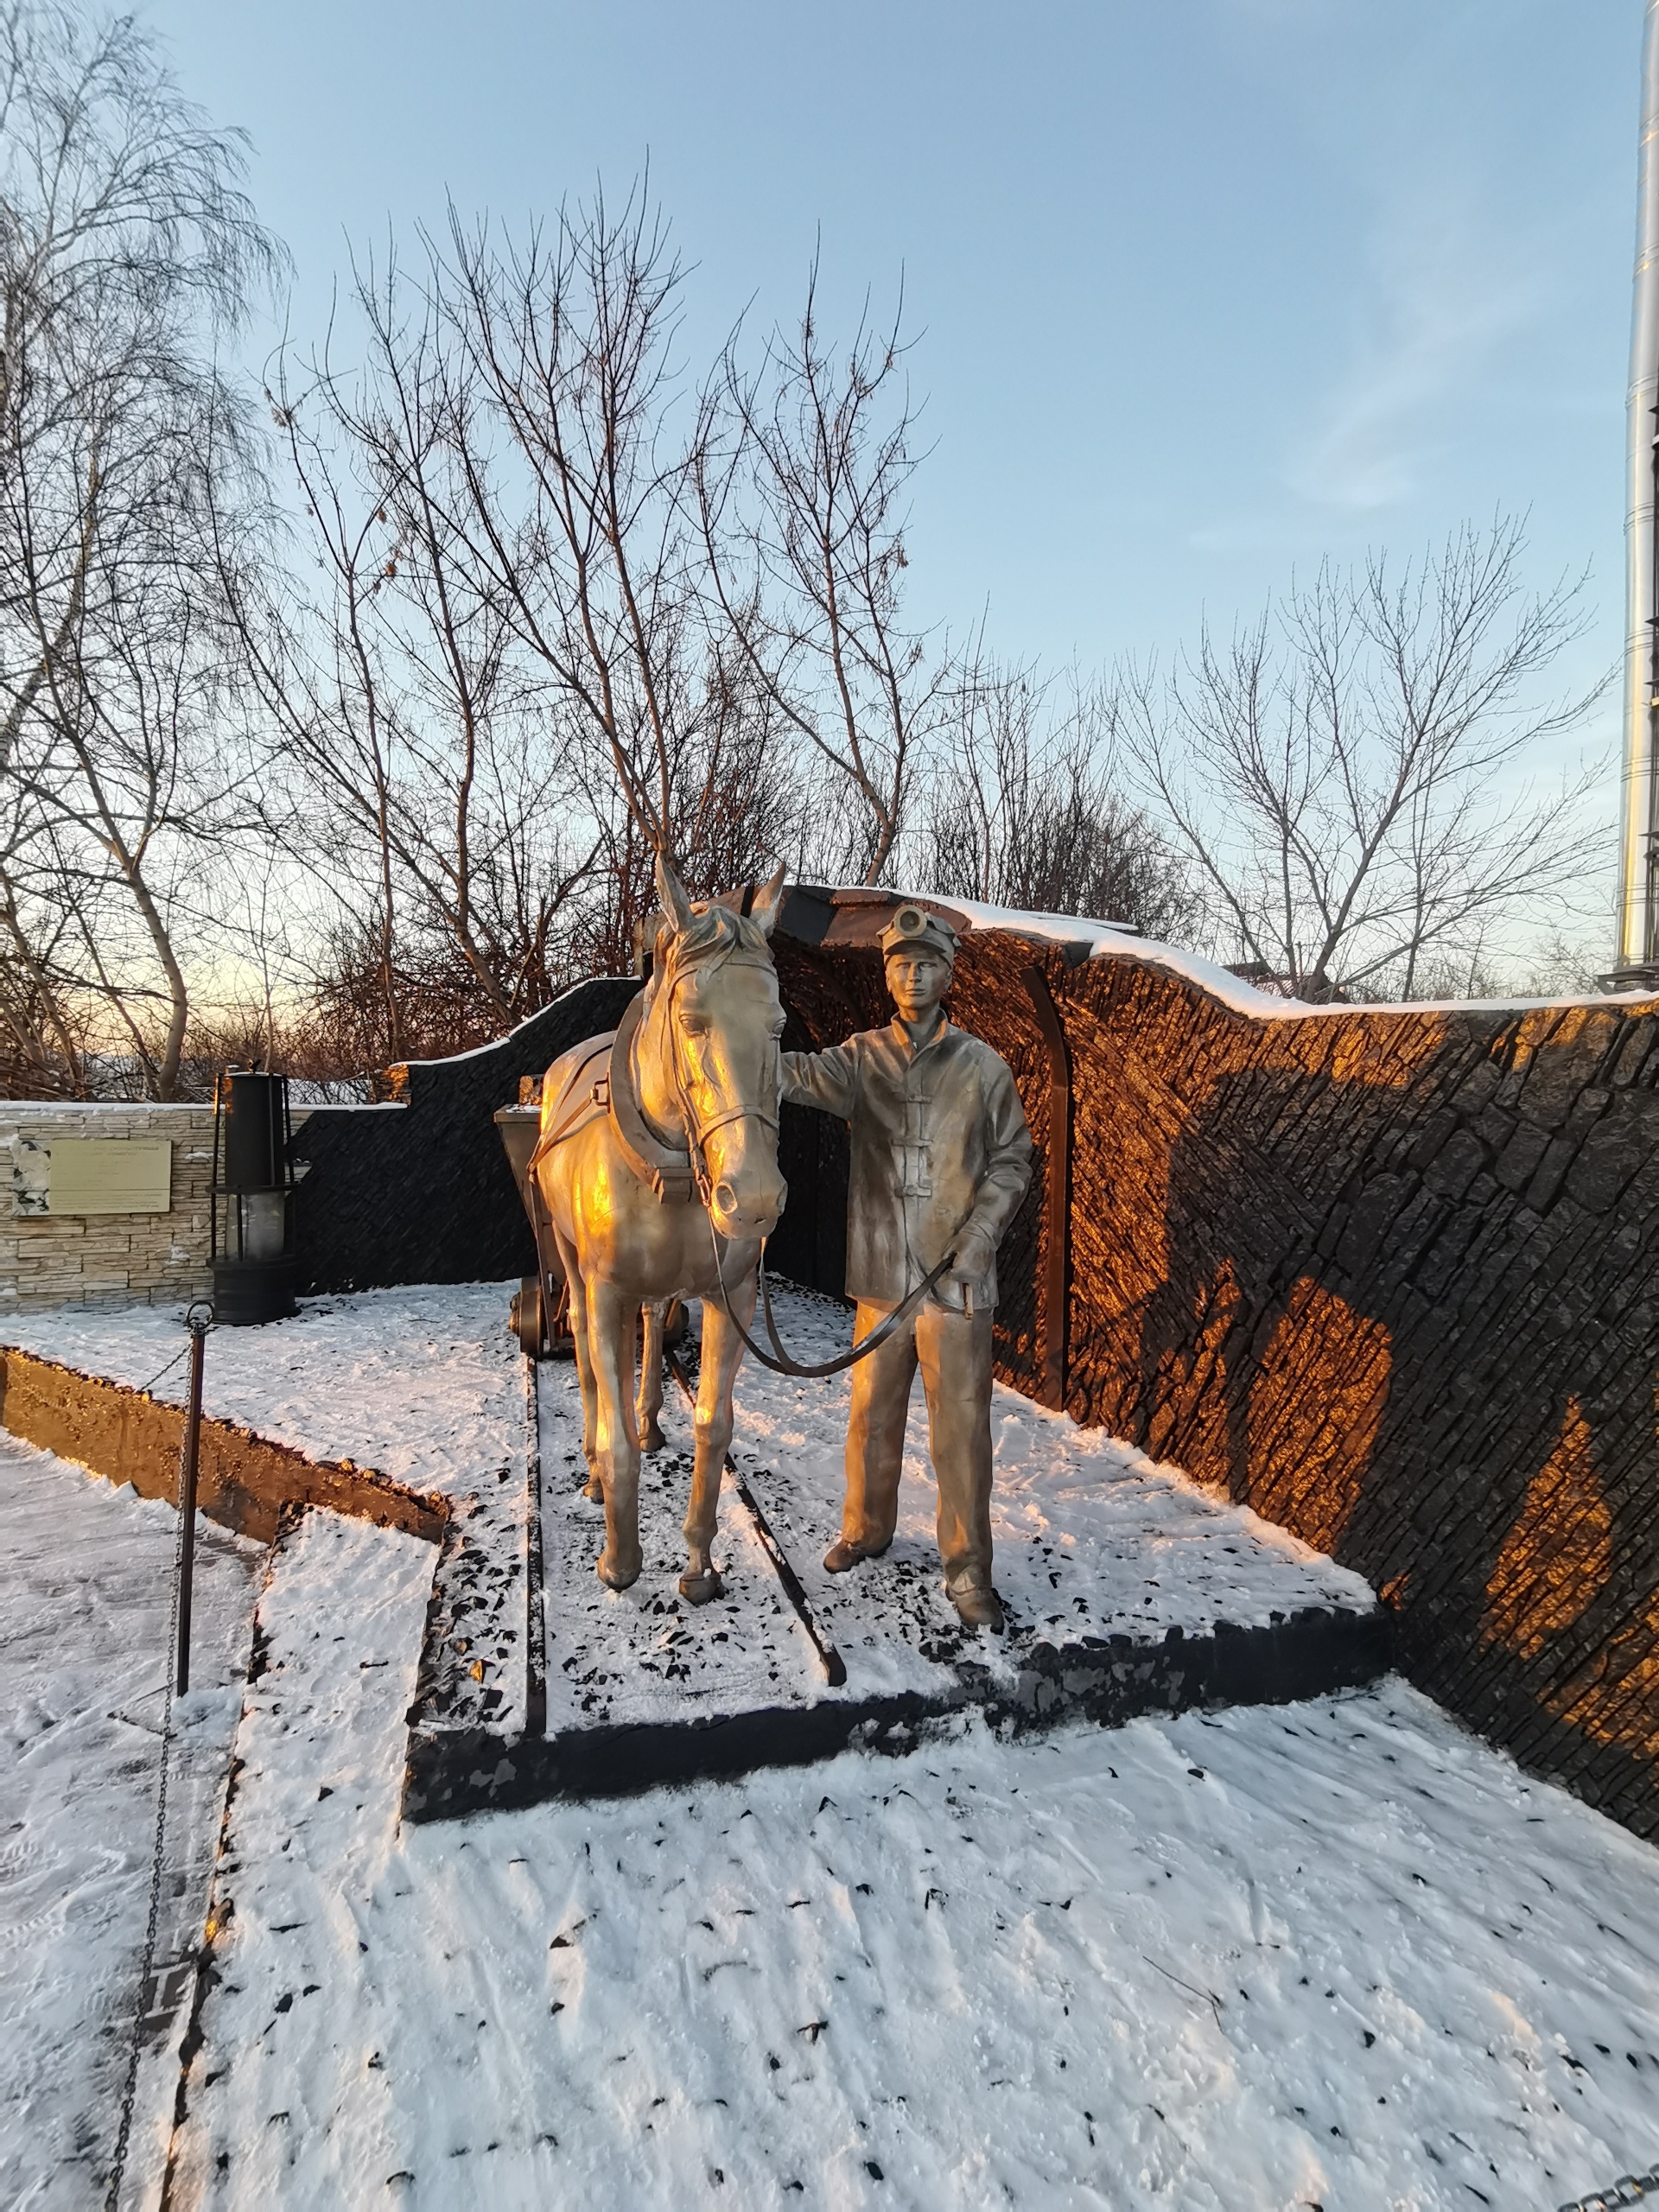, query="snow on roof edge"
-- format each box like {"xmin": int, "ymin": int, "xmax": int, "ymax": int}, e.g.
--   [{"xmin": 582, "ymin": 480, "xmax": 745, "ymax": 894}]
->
[{"xmin": 354, "ymin": 892, "xmax": 1659, "ymax": 1083}]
